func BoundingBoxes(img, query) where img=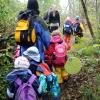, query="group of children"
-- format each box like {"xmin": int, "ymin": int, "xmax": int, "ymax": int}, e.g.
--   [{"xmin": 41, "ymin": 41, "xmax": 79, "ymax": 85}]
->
[
  {"xmin": 6, "ymin": 29, "xmax": 69, "ymax": 100},
  {"xmin": 6, "ymin": 16, "xmax": 84, "ymax": 100},
  {"xmin": 6, "ymin": 0, "xmax": 85, "ymax": 99}
]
